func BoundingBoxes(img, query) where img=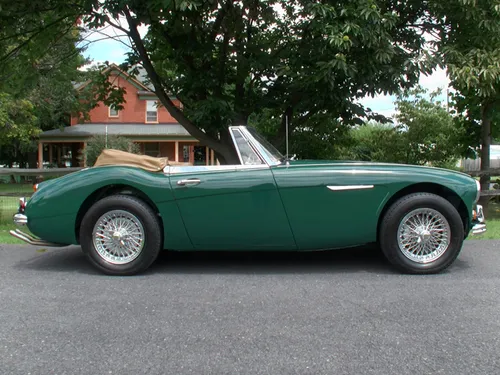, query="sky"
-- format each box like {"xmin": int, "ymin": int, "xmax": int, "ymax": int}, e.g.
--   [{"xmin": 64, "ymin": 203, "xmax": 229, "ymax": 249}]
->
[{"xmin": 82, "ymin": 28, "xmax": 450, "ymax": 119}]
